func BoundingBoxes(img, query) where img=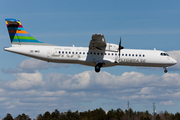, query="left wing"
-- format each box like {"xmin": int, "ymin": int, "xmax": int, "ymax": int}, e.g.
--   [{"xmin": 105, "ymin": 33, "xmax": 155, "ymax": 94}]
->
[{"xmin": 89, "ymin": 34, "xmax": 106, "ymax": 50}]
